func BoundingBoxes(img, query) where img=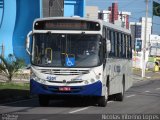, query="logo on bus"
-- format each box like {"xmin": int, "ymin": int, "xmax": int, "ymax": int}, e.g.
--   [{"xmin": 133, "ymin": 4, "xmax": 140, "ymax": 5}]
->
[{"xmin": 65, "ymin": 57, "xmax": 75, "ymax": 67}]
